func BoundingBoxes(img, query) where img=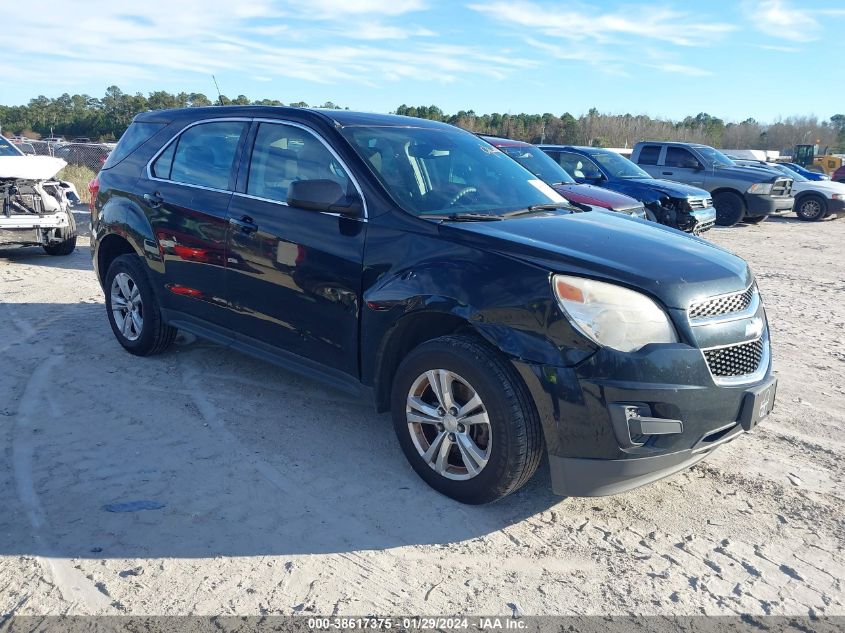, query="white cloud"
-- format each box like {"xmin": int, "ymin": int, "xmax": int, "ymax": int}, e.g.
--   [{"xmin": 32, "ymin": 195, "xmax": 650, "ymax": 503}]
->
[
  {"xmin": 290, "ymin": 0, "xmax": 426, "ymax": 16},
  {"xmin": 0, "ymin": 0, "xmax": 532, "ymax": 100},
  {"xmin": 336, "ymin": 23, "xmax": 436, "ymax": 40},
  {"xmin": 755, "ymin": 43, "xmax": 800, "ymax": 53},
  {"xmin": 743, "ymin": 0, "xmax": 821, "ymax": 41},
  {"xmin": 648, "ymin": 63, "xmax": 712, "ymax": 77},
  {"xmin": 468, "ymin": 1, "xmax": 735, "ymax": 47}
]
